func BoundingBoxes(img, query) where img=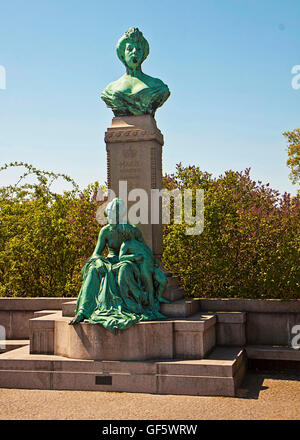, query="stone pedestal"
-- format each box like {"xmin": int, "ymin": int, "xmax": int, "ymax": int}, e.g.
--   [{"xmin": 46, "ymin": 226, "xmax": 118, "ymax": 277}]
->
[
  {"xmin": 105, "ymin": 115, "xmax": 163, "ymax": 259},
  {"xmin": 28, "ymin": 311, "xmax": 216, "ymax": 361}
]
